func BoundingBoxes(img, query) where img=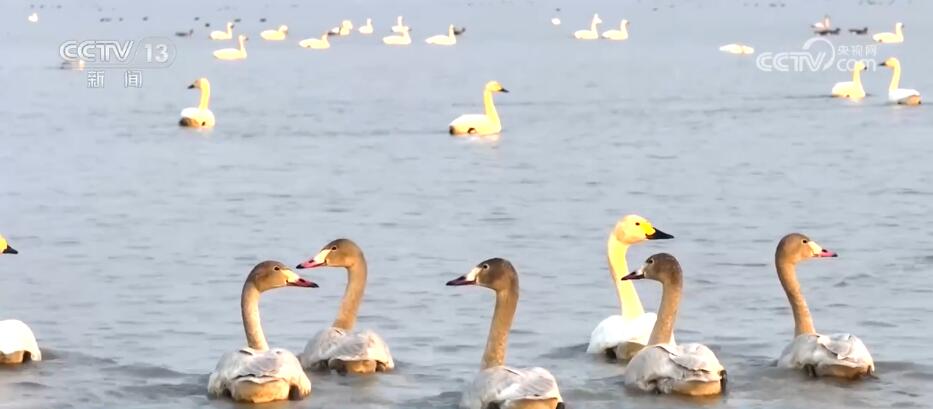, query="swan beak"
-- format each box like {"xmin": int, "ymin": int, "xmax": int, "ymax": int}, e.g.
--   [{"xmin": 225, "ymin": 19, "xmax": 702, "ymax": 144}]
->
[
  {"xmin": 621, "ymin": 268, "xmax": 645, "ymax": 281},
  {"xmin": 187, "ymin": 84, "xmax": 195, "ymax": 89},
  {"xmin": 879, "ymin": 61, "xmax": 888, "ymax": 67},
  {"xmin": 289, "ymin": 277, "xmax": 319, "ymax": 288},
  {"xmin": 2, "ymin": 246, "xmax": 17, "ymax": 254},
  {"xmin": 446, "ymin": 275, "xmax": 475, "ymax": 286},
  {"xmin": 296, "ymin": 249, "xmax": 331, "ymax": 269},
  {"xmin": 816, "ymin": 249, "xmax": 838, "ymax": 258},
  {"xmin": 646, "ymin": 228, "xmax": 674, "ymax": 240},
  {"xmin": 500, "ymin": 88, "xmax": 510, "ymax": 93}
]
